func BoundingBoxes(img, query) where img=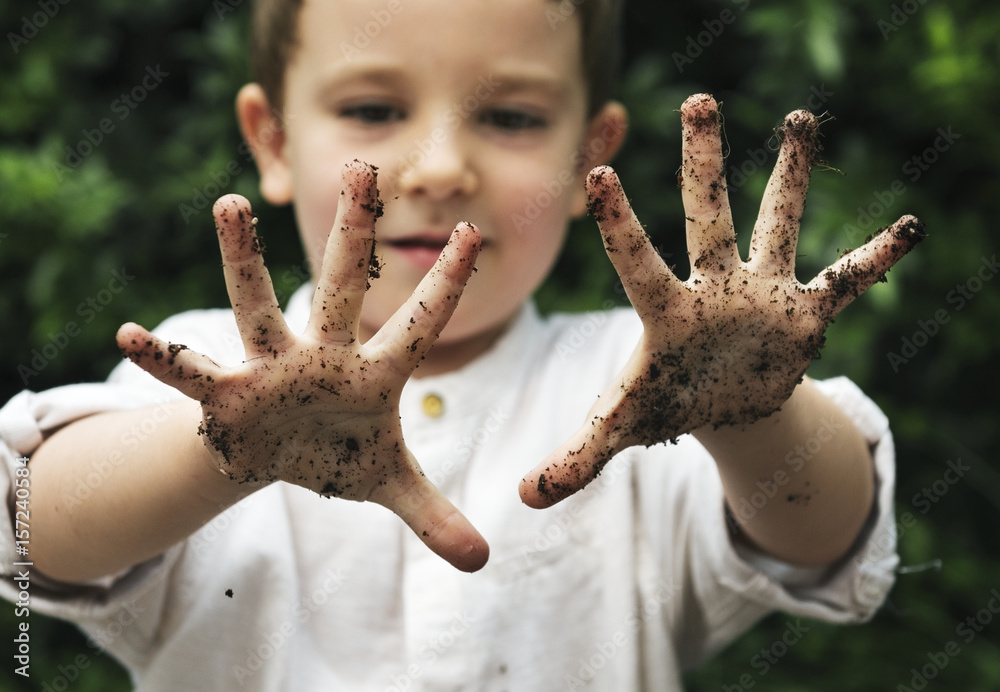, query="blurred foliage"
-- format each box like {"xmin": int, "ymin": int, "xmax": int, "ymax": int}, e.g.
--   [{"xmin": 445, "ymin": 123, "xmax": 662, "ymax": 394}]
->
[{"xmin": 1, "ymin": 0, "xmax": 998, "ymax": 689}]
